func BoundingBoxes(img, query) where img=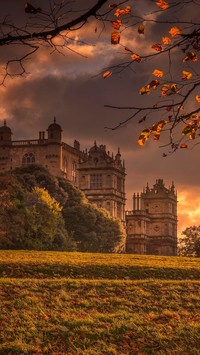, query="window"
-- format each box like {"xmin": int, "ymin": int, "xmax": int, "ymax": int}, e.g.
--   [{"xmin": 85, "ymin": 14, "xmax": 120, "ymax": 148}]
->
[
  {"xmin": 117, "ymin": 177, "xmax": 122, "ymax": 192},
  {"xmin": 22, "ymin": 153, "xmax": 35, "ymax": 165},
  {"xmin": 90, "ymin": 174, "xmax": 102, "ymax": 189},
  {"xmin": 72, "ymin": 161, "xmax": 77, "ymax": 183}
]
